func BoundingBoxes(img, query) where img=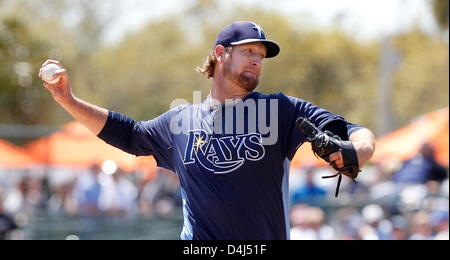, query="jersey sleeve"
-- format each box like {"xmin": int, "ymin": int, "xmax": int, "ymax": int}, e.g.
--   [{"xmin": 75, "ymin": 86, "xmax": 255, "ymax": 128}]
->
[
  {"xmin": 279, "ymin": 93, "xmax": 363, "ymax": 161},
  {"xmin": 97, "ymin": 109, "xmax": 176, "ymax": 170}
]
